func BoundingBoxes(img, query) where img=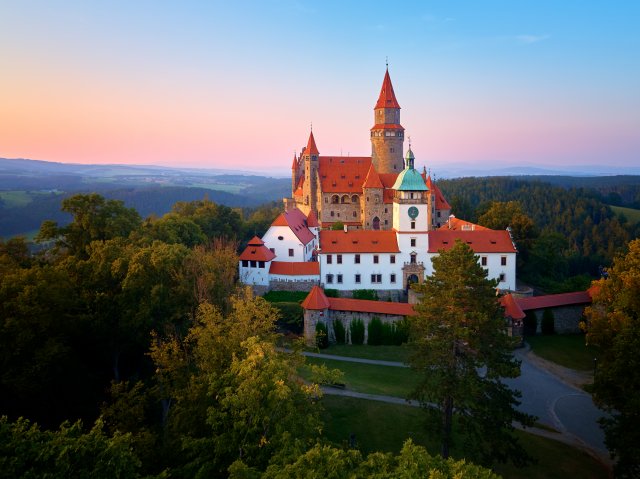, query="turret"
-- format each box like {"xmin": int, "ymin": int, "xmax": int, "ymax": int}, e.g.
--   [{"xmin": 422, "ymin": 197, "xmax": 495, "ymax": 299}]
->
[
  {"xmin": 301, "ymin": 130, "xmax": 320, "ymax": 215},
  {"xmin": 371, "ymin": 67, "xmax": 405, "ymax": 173}
]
